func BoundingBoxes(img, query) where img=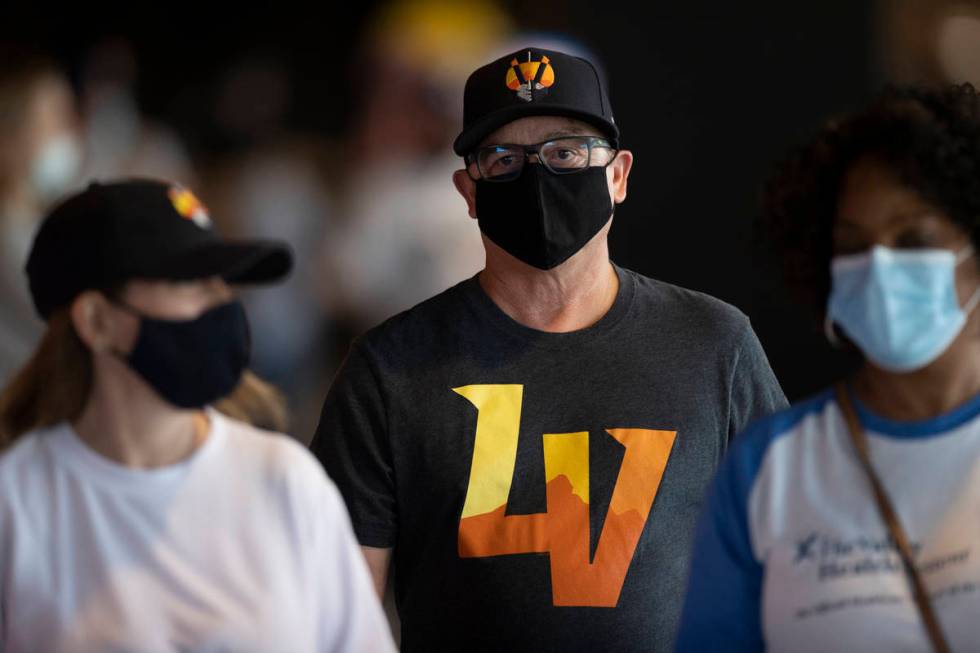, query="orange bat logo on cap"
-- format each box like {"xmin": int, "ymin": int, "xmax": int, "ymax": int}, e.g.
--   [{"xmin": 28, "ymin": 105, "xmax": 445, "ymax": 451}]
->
[
  {"xmin": 168, "ymin": 186, "xmax": 212, "ymax": 229},
  {"xmin": 506, "ymin": 52, "xmax": 555, "ymax": 102}
]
